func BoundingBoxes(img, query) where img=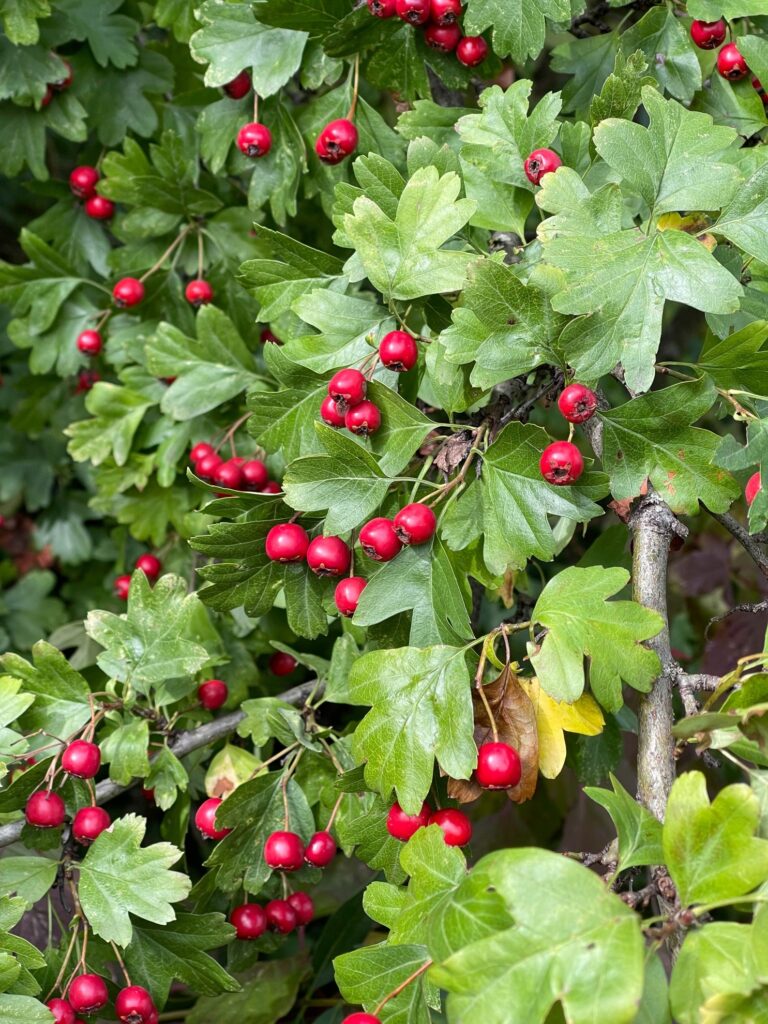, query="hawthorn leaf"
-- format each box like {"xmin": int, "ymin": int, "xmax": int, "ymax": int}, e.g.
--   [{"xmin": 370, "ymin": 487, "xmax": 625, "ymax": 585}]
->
[
  {"xmin": 99, "ymin": 717, "xmax": 150, "ymax": 787},
  {"xmin": 247, "ymin": 346, "xmax": 329, "ymax": 463},
  {"xmin": 688, "ymin": 0, "xmax": 768, "ymax": 18},
  {"xmin": 44, "ymin": 0, "xmax": 139, "ymax": 69},
  {"xmin": 65, "ymin": 383, "xmax": 154, "ymax": 467},
  {"xmin": 187, "ymin": 957, "xmax": 305, "ymax": 1024},
  {"xmin": 5, "ymin": 640, "xmax": 90, "ymax": 739},
  {"xmin": 585, "ymin": 773, "xmax": 664, "ymax": 871},
  {"xmin": 0, "ymin": 37, "xmax": 64, "ymax": 101},
  {"xmin": 336, "ymin": 793, "xmax": 407, "ymax": 884},
  {"xmin": 365, "ymin": 380, "xmax": 434, "ymax": 477},
  {"xmin": 0, "ymin": 0, "xmax": 50, "ymax": 45},
  {"xmin": 77, "ymin": 50, "xmax": 174, "ymax": 146},
  {"xmin": 691, "ymin": 320, "xmax": 768, "ymax": 397},
  {"xmin": 145, "ymin": 746, "xmax": 188, "ymax": 811},
  {"xmin": 590, "ymin": 49, "xmax": 656, "ymax": 126},
  {"xmin": 618, "ymin": 9, "xmax": 701, "ymax": 102},
  {"xmin": 2, "ymin": 856, "xmax": 58, "ymax": 904},
  {"xmin": 0, "ymin": 995, "xmax": 54, "ymax": 1023},
  {"xmin": 288, "ymin": 288, "xmax": 390, "ymax": 373},
  {"xmin": 0, "ymin": 229, "xmax": 82, "ymax": 333},
  {"xmin": 463, "ymin": 0, "xmax": 571, "ymax": 64},
  {"xmin": 334, "ymin": 943, "xmax": 433, "ymax": 1024},
  {"xmin": 714, "ymin": 159, "xmax": 768, "ymax": 265},
  {"xmin": 551, "ymin": 30, "xmax": 620, "ymax": 117},
  {"xmin": 519, "ymin": 676, "xmax": 604, "ymax": 780}
]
